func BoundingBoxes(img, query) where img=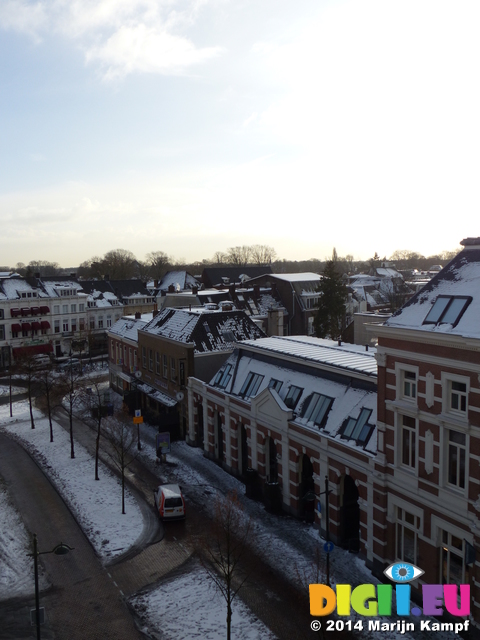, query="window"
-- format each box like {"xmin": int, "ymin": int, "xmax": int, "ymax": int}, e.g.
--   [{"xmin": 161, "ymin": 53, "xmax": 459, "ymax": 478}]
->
[
  {"xmin": 98, "ymin": 316, "xmax": 104, "ymax": 329},
  {"xmin": 214, "ymin": 364, "xmax": 233, "ymax": 389},
  {"xmin": 302, "ymin": 393, "xmax": 334, "ymax": 428},
  {"xmin": 142, "ymin": 347, "xmax": 147, "ymax": 368},
  {"xmin": 448, "ymin": 380, "xmax": 467, "ymax": 414},
  {"xmin": 62, "ymin": 320, "xmax": 69, "ymax": 332},
  {"xmin": 424, "ymin": 295, "xmax": 471, "ymax": 327},
  {"xmin": 284, "ymin": 385, "xmax": 303, "ymax": 409},
  {"xmin": 79, "ymin": 318, "xmax": 85, "ymax": 331},
  {"xmin": 170, "ymin": 357, "xmax": 176, "ymax": 381},
  {"xmin": 79, "ymin": 303, "xmax": 85, "ymax": 312},
  {"xmin": 90, "ymin": 317, "xmax": 95, "ymax": 330},
  {"xmin": 54, "ymin": 320, "xmax": 60, "ymax": 334},
  {"xmin": 62, "ymin": 304, "xmax": 68, "ymax": 314},
  {"xmin": 396, "ymin": 508, "xmax": 419, "ymax": 565},
  {"xmin": 0, "ymin": 325, "xmax": 4, "ymax": 340},
  {"xmin": 401, "ymin": 414, "xmax": 416, "ymax": 468},
  {"xmin": 180, "ymin": 361, "xmax": 185, "ymax": 386},
  {"xmin": 71, "ymin": 304, "xmax": 76, "ymax": 313},
  {"xmin": 71, "ymin": 318, "xmax": 77, "ymax": 332},
  {"xmin": 163, "ymin": 354, "xmax": 168, "ymax": 378},
  {"xmin": 441, "ymin": 530, "xmax": 471, "ymax": 585},
  {"xmin": 155, "ymin": 352, "xmax": 161, "ymax": 375},
  {"xmin": 149, "ymin": 349, "xmax": 154, "ymax": 371},
  {"xmin": 268, "ymin": 379, "xmax": 283, "ymax": 393},
  {"xmin": 221, "ymin": 329, "xmax": 235, "ymax": 342},
  {"xmin": 0, "ymin": 309, "xmax": 4, "ymax": 320},
  {"xmin": 239, "ymin": 372, "xmax": 264, "ymax": 398},
  {"xmin": 54, "ymin": 305, "xmax": 60, "ymax": 314},
  {"xmin": 111, "ymin": 341, "xmax": 115, "ymax": 359},
  {"xmin": 106, "ymin": 315, "xmax": 112, "ymax": 327},
  {"xmin": 341, "ymin": 408, "xmax": 374, "ymax": 446},
  {"xmin": 447, "ymin": 430, "xmax": 466, "ymax": 489},
  {"xmin": 400, "ymin": 370, "xmax": 417, "ymax": 401}
]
